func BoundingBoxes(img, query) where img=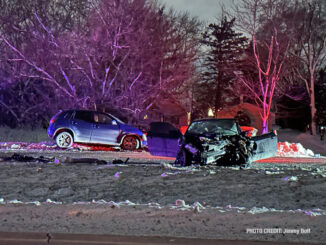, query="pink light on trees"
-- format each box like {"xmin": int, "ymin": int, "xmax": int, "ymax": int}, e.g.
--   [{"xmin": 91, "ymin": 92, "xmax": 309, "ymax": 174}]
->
[
  {"xmin": 0, "ymin": 0, "xmax": 201, "ymax": 127},
  {"xmin": 236, "ymin": 30, "xmax": 288, "ymax": 133},
  {"xmin": 230, "ymin": 0, "xmax": 290, "ymax": 133}
]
